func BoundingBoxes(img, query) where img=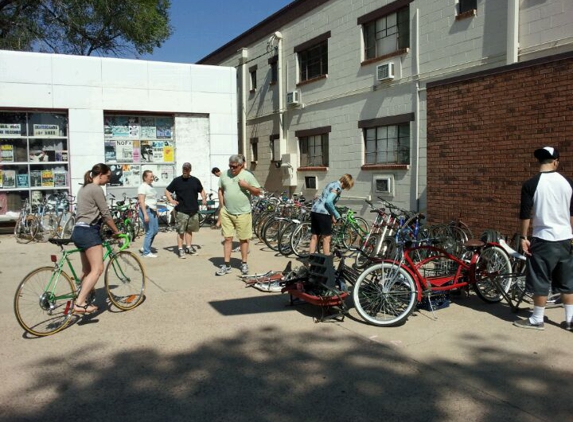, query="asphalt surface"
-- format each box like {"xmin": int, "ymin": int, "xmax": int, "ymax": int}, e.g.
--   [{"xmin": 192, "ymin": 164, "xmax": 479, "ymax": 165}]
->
[{"xmin": 1, "ymin": 227, "xmax": 571, "ymax": 422}]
